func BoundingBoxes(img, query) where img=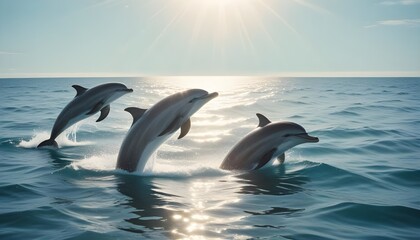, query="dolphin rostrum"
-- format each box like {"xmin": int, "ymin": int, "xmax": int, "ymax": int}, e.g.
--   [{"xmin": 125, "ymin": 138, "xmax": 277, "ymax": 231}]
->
[
  {"xmin": 37, "ymin": 83, "xmax": 133, "ymax": 148},
  {"xmin": 220, "ymin": 113, "xmax": 319, "ymax": 171},
  {"xmin": 116, "ymin": 89, "xmax": 218, "ymax": 173}
]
